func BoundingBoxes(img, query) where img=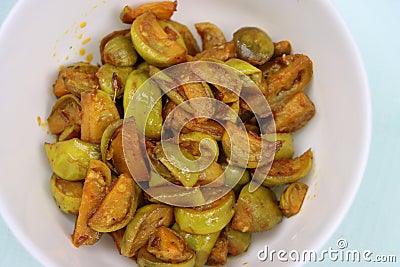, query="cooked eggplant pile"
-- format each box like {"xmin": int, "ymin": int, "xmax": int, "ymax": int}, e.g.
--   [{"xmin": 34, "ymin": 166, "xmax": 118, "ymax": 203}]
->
[{"xmin": 44, "ymin": 1, "xmax": 315, "ymax": 266}]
